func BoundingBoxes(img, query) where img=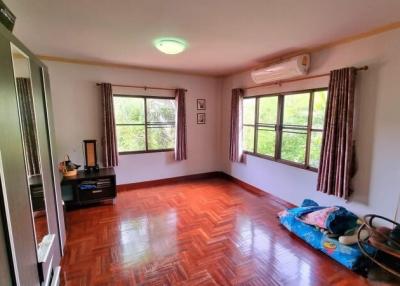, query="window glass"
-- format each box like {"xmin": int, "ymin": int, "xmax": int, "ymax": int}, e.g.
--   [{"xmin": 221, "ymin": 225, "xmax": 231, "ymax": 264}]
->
[
  {"xmin": 147, "ymin": 98, "xmax": 176, "ymax": 123},
  {"xmin": 114, "ymin": 96, "xmax": 176, "ymax": 153},
  {"xmin": 243, "ymin": 126, "xmax": 255, "ymax": 152},
  {"xmin": 256, "ymin": 127, "xmax": 275, "ymax": 156},
  {"xmin": 241, "ymin": 89, "xmax": 328, "ymax": 170},
  {"xmin": 116, "ymin": 125, "xmax": 146, "ymax": 152},
  {"xmin": 258, "ymin": 96, "xmax": 278, "ymax": 124},
  {"xmin": 148, "ymin": 126, "xmax": 175, "ymax": 150},
  {"xmin": 312, "ymin": 90, "xmax": 328, "ymax": 129},
  {"xmin": 283, "ymin": 93, "xmax": 310, "ymax": 126},
  {"xmin": 243, "ymin": 98, "xmax": 256, "ymax": 125},
  {"xmin": 281, "ymin": 131, "xmax": 307, "ymax": 164},
  {"xmin": 114, "ymin": 97, "xmax": 145, "ymax": 124},
  {"xmin": 309, "ymin": 131, "xmax": 323, "ymax": 168}
]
